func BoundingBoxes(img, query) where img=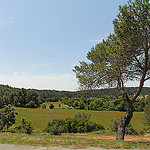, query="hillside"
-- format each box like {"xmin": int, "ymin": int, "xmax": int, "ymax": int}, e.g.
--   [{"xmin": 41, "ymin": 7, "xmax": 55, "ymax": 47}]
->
[
  {"xmin": 0, "ymin": 84, "xmax": 149, "ymax": 111},
  {"xmin": 0, "ymin": 84, "xmax": 150, "ymax": 98}
]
